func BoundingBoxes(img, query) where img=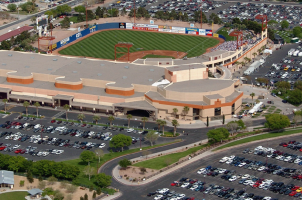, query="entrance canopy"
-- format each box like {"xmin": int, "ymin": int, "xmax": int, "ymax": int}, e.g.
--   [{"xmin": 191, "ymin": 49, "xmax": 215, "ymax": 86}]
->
[
  {"xmin": 114, "ymin": 101, "xmax": 156, "ymax": 111},
  {"xmin": 53, "ymin": 94, "xmax": 74, "ymax": 100}
]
